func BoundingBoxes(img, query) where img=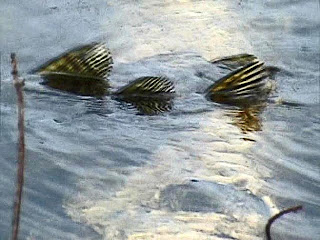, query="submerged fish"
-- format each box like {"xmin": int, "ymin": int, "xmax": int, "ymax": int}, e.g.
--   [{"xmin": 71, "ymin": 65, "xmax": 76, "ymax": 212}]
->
[{"xmin": 34, "ymin": 42, "xmax": 275, "ymax": 119}]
